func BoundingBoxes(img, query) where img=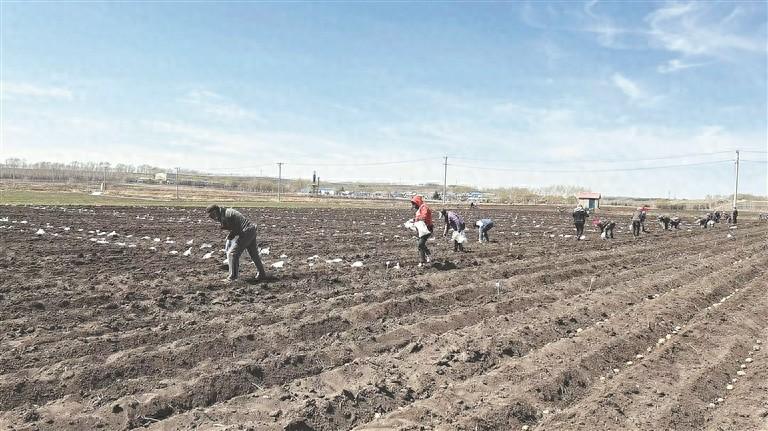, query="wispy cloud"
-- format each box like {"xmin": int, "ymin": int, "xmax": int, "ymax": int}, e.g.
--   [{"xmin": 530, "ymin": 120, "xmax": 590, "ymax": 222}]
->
[
  {"xmin": 181, "ymin": 89, "xmax": 262, "ymax": 121},
  {"xmin": 0, "ymin": 82, "xmax": 73, "ymax": 100},
  {"xmin": 611, "ymin": 73, "xmax": 643, "ymax": 101},
  {"xmin": 656, "ymin": 58, "xmax": 709, "ymax": 74},
  {"xmin": 646, "ymin": 2, "xmax": 764, "ymax": 57}
]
